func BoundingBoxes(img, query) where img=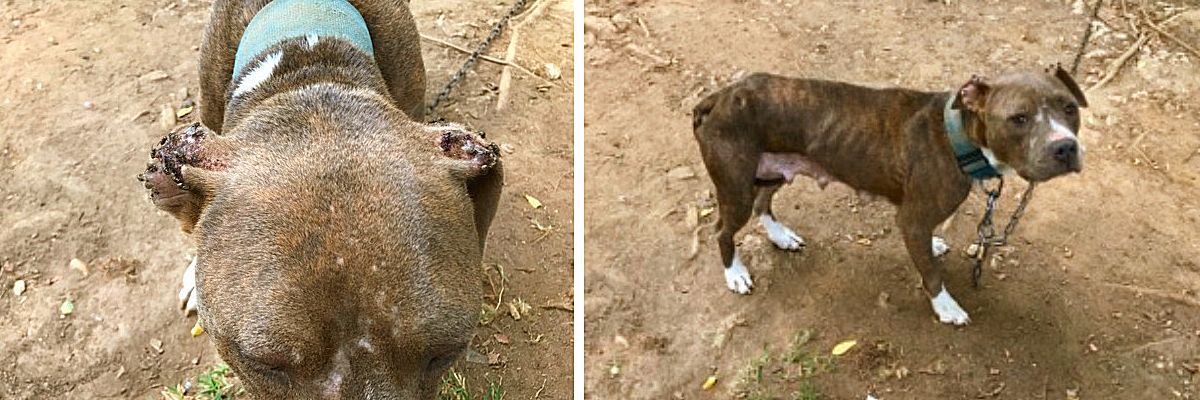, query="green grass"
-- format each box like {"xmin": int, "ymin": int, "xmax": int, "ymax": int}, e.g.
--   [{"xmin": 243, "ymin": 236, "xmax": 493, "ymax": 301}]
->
[
  {"xmin": 439, "ymin": 369, "xmax": 472, "ymax": 400},
  {"xmin": 731, "ymin": 328, "xmax": 829, "ymax": 400},
  {"xmin": 160, "ymin": 363, "xmax": 243, "ymax": 400},
  {"xmin": 439, "ymin": 368, "xmax": 505, "ymax": 400}
]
